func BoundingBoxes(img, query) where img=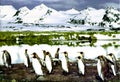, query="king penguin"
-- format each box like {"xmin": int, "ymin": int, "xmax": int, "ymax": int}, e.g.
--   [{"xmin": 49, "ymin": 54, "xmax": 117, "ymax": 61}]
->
[
  {"xmin": 76, "ymin": 56, "xmax": 85, "ymax": 75},
  {"xmin": 24, "ymin": 49, "xmax": 31, "ymax": 68},
  {"xmin": 107, "ymin": 53, "xmax": 118, "ymax": 76},
  {"xmin": 78, "ymin": 51, "xmax": 85, "ymax": 62},
  {"xmin": 44, "ymin": 51, "xmax": 53, "ymax": 74},
  {"xmin": 2, "ymin": 50, "xmax": 12, "ymax": 68},
  {"xmin": 96, "ymin": 55, "xmax": 112, "ymax": 81},
  {"xmin": 31, "ymin": 52, "xmax": 43, "ymax": 76},
  {"xmin": 60, "ymin": 51, "xmax": 69, "ymax": 75}
]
